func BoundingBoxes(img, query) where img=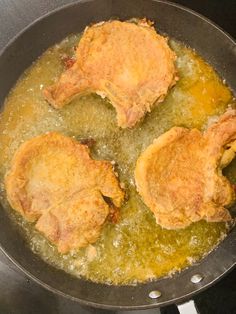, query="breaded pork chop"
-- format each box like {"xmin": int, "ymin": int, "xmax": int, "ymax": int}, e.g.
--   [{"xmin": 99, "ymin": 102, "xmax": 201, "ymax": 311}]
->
[
  {"xmin": 44, "ymin": 20, "xmax": 177, "ymax": 128},
  {"xmin": 135, "ymin": 110, "xmax": 236, "ymax": 229},
  {"xmin": 5, "ymin": 132, "xmax": 124, "ymax": 253}
]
